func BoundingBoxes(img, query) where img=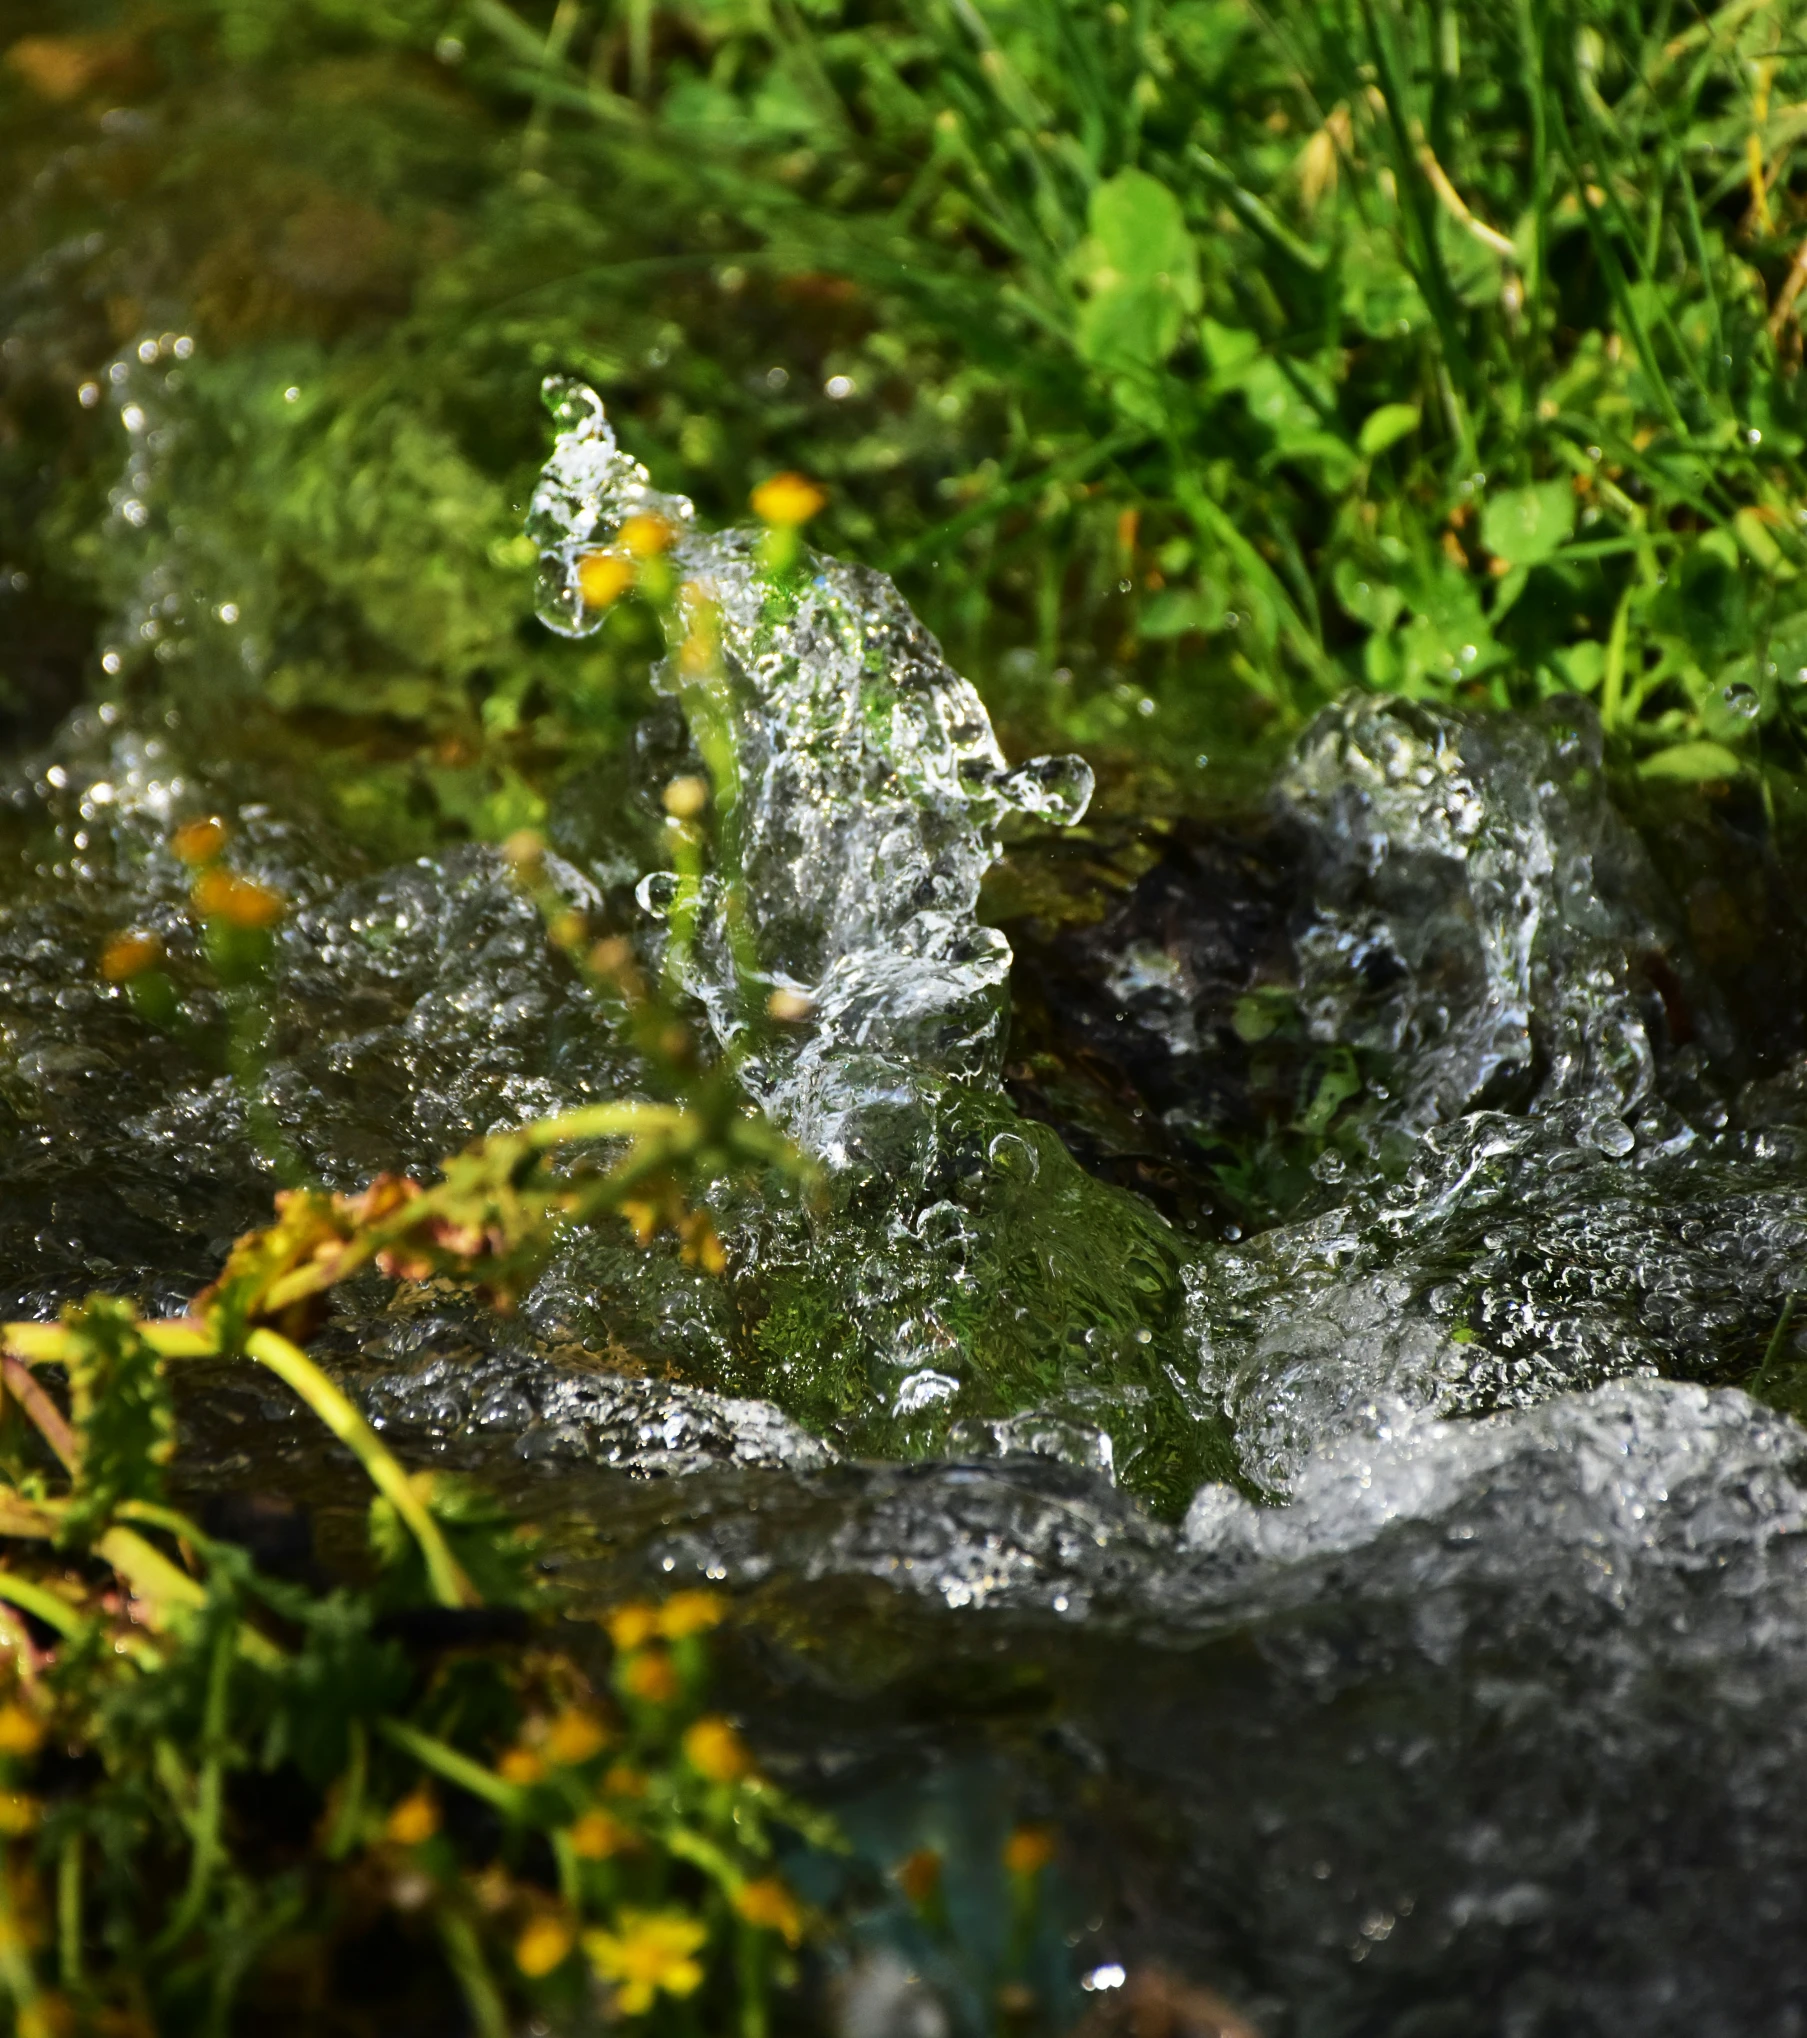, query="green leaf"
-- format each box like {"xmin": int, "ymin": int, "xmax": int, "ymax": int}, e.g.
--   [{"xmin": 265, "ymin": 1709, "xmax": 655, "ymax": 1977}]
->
[
  {"xmin": 1358, "ymin": 403, "xmax": 1421, "ymax": 458},
  {"xmin": 1332, "ymin": 558, "xmax": 1404, "ymax": 631},
  {"xmin": 60, "ymin": 1296, "xmax": 175, "ymax": 1548},
  {"xmin": 1087, "ymin": 169, "xmax": 1200, "ymax": 309},
  {"xmin": 1079, "ymin": 281, "xmax": 1185, "ymax": 373},
  {"xmin": 1140, "ymin": 585, "xmax": 1224, "ymax": 638},
  {"xmin": 1199, "ymin": 319, "xmax": 1261, "ymax": 380},
  {"xmin": 1076, "ymin": 171, "xmax": 1201, "ymax": 373},
  {"xmin": 1480, "ymin": 482, "xmax": 1577, "ymax": 568},
  {"xmin": 1636, "ymin": 740, "xmax": 1746, "ymax": 781}
]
